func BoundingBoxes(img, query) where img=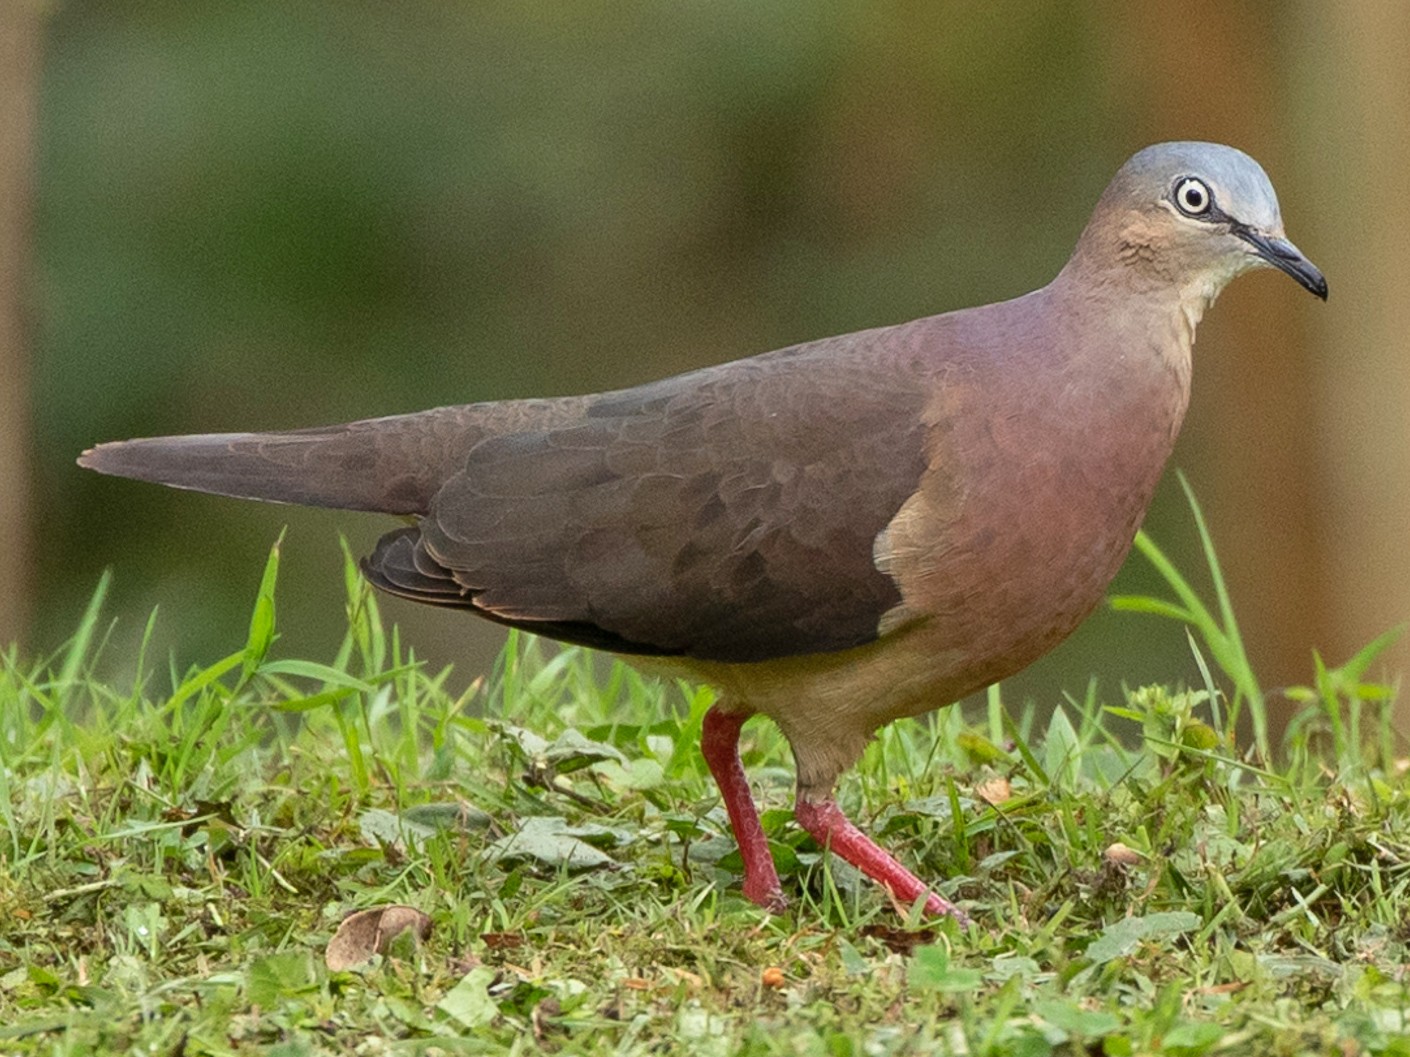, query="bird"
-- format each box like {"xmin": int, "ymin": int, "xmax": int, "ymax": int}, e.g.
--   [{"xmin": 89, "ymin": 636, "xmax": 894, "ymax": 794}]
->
[{"xmin": 80, "ymin": 142, "xmax": 1326, "ymax": 919}]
